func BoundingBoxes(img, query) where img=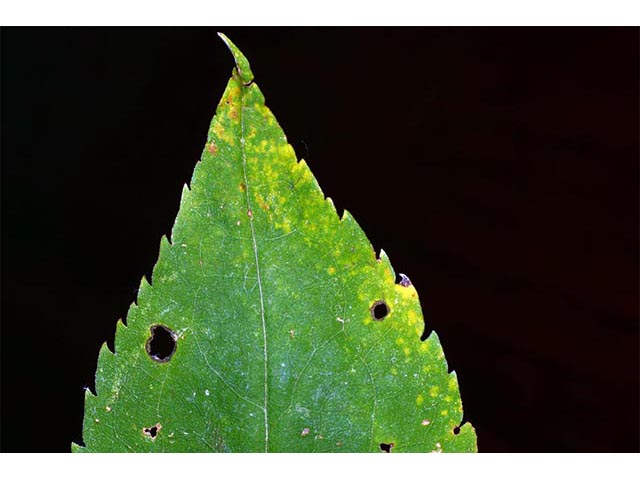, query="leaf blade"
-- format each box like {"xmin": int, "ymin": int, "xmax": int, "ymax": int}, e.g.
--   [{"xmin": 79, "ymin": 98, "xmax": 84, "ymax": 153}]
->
[{"xmin": 77, "ymin": 35, "xmax": 477, "ymax": 453}]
